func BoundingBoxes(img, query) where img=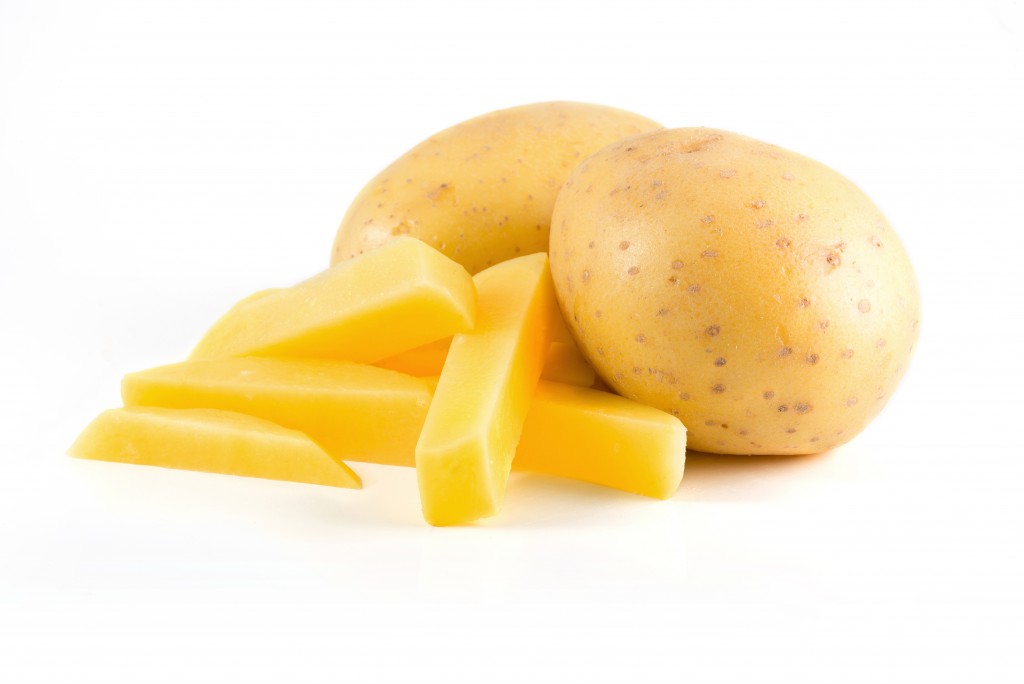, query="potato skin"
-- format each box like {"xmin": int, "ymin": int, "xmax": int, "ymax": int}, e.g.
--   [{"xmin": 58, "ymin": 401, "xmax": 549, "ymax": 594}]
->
[
  {"xmin": 549, "ymin": 128, "xmax": 920, "ymax": 455},
  {"xmin": 332, "ymin": 102, "xmax": 660, "ymax": 274}
]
